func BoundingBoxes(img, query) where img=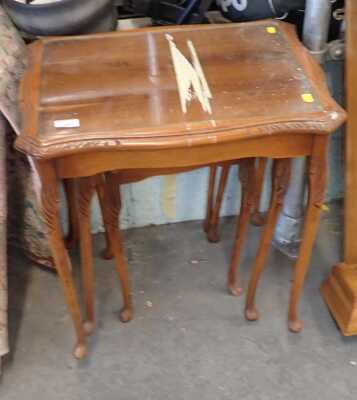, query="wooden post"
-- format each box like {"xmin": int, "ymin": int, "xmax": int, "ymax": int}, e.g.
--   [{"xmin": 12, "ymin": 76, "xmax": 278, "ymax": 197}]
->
[{"xmin": 321, "ymin": 0, "xmax": 357, "ymax": 335}]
